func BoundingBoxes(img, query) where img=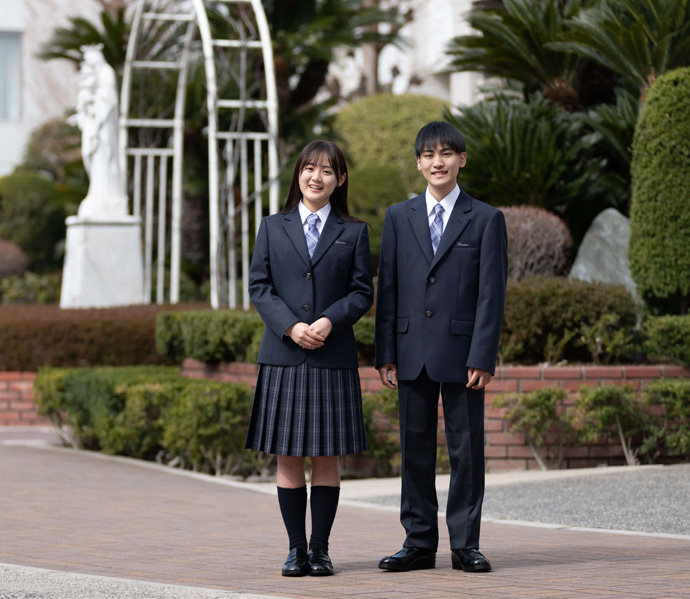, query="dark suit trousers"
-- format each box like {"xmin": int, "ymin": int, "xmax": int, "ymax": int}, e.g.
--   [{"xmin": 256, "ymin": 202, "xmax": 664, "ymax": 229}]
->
[{"xmin": 398, "ymin": 367, "xmax": 485, "ymax": 551}]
